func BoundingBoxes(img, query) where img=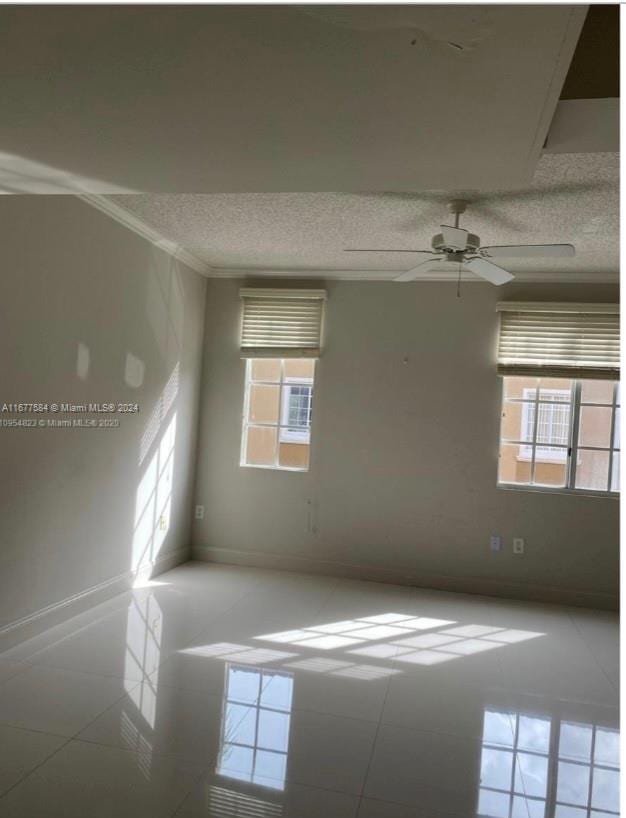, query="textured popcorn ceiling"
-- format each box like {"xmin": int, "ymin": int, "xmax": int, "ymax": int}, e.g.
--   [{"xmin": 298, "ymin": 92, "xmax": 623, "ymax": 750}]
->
[{"xmin": 109, "ymin": 153, "xmax": 618, "ymax": 280}]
